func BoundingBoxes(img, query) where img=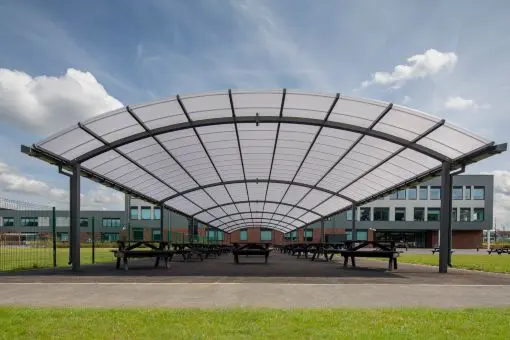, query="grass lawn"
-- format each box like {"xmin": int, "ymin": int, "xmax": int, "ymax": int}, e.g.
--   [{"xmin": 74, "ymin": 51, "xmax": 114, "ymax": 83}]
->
[
  {"xmin": 0, "ymin": 247, "xmax": 115, "ymax": 272},
  {"xmin": 386, "ymin": 253, "xmax": 510, "ymax": 273},
  {"xmin": 0, "ymin": 307, "xmax": 509, "ymax": 339}
]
